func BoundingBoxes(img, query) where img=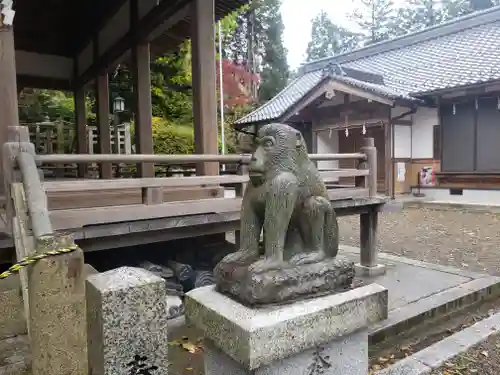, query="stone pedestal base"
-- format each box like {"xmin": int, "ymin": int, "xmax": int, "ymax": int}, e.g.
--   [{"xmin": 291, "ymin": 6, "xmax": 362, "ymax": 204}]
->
[
  {"xmin": 215, "ymin": 255, "xmax": 355, "ymax": 306},
  {"xmin": 204, "ymin": 330, "xmax": 368, "ymax": 375},
  {"xmin": 185, "ymin": 283, "xmax": 388, "ymax": 374},
  {"xmin": 355, "ymin": 263, "xmax": 387, "ymax": 277}
]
